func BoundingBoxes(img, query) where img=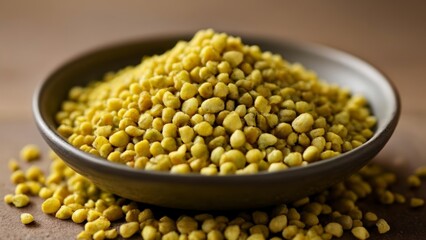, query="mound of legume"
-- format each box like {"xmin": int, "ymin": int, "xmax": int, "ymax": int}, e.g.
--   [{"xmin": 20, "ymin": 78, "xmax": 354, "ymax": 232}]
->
[
  {"xmin": 55, "ymin": 29, "xmax": 377, "ymax": 174},
  {"xmin": 4, "ymin": 145, "xmax": 426, "ymax": 239}
]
